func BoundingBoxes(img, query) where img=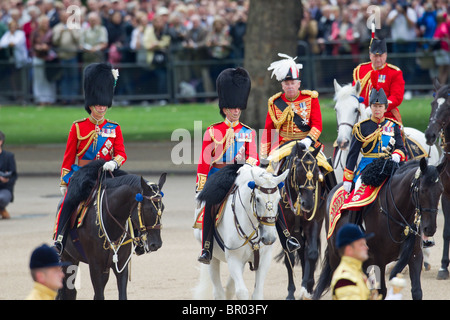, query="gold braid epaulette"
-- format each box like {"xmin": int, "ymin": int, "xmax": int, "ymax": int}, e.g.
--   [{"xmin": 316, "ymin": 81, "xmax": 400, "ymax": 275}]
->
[
  {"xmin": 267, "ymin": 92, "xmax": 294, "ymax": 130},
  {"xmin": 301, "ymin": 90, "xmax": 319, "ymax": 98}
]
